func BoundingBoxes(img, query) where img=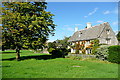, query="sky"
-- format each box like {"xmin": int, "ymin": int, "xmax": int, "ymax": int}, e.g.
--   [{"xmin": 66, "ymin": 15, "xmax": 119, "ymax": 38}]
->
[
  {"xmin": 46, "ymin": 2, "xmax": 118, "ymax": 42},
  {"xmin": 1, "ymin": 2, "xmax": 118, "ymax": 42}
]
